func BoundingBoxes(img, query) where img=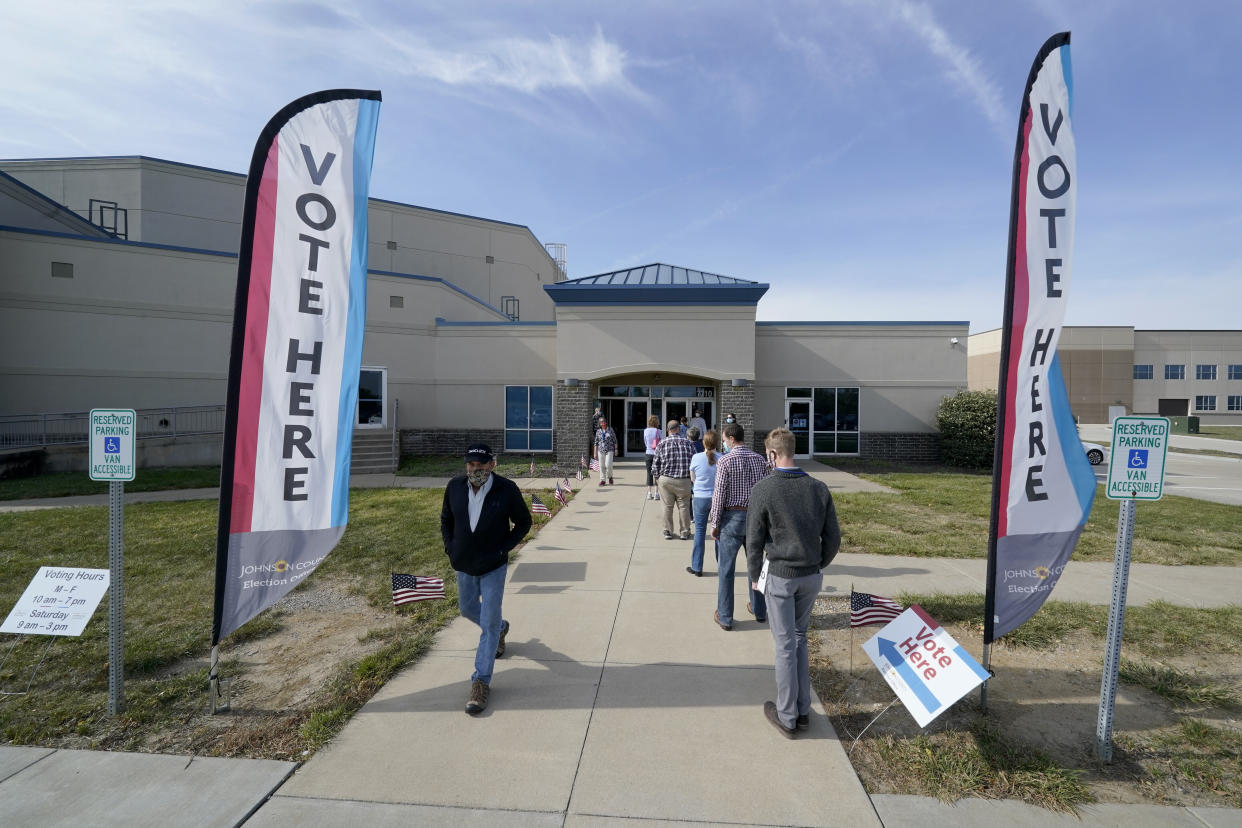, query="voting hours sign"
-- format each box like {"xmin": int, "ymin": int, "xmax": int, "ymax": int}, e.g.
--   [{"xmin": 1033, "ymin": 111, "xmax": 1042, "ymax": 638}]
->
[
  {"xmin": 862, "ymin": 605, "xmax": 991, "ymax": 728},
  {"xmin": 89, "ymin": 409, "xmax": 136, "ymax": 481},
  {"xmin": 1106, "ymin": 416, "xmax": 1169, "ymax": 501}
]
